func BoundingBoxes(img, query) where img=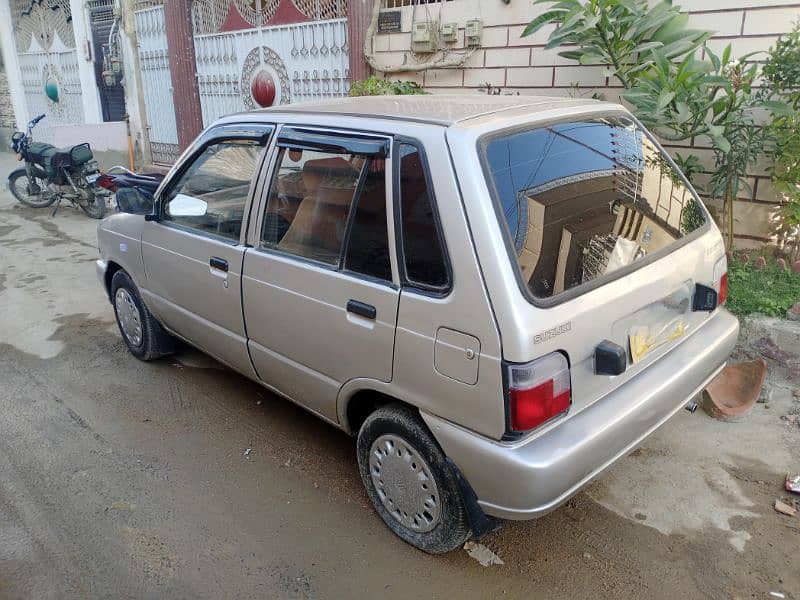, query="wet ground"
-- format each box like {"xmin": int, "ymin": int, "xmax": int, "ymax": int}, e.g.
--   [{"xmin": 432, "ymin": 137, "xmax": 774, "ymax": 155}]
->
[{"xmin": 1, "ymin": 152, "xmax": 798, "ymax": 599}]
